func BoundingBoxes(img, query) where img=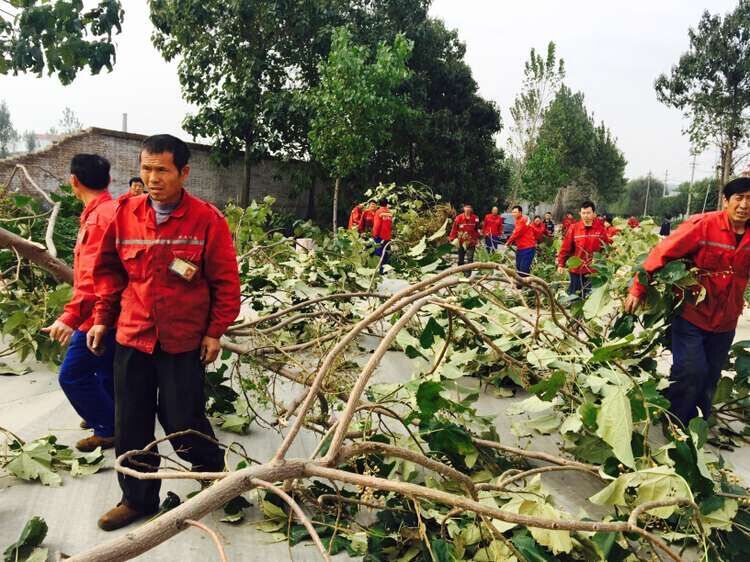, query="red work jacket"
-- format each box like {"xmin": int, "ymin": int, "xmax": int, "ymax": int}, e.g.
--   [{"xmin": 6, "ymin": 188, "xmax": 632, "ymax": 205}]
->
[
  {"xmin": 482, "ymin": 213, "xmax": 503, "ymax": 237},
  {"xmin": 562, "ymin": 217, "xmax": 575, "ymax": 235},
  {"xmin": 93, "ymin": 191, "xmax": 241, "ymax": 354},
  {"xmin": 360, "ymin": 209, "xmax": 376, "ymax": 233},
  {"xmin": 531, "ymin": 221, "xmax": 547, "ymax": 242},
  {"xmin": 450, "ymin": 213, "xmax": 481, "ymax": 246},
  {"xmin": 630, "ymin": 211, "xmax": 750, "ymax": 333},
  {"xmin": 58, "ymin": 192, "xmax": 117, "ymax": 333},
  {"xmin": 558, "ymin": 220, "xmax": 612, "ymax": 274},
  {"xmin": 372, "ymin": 207, "xmax": 393, "ymax": 241},
  {"xmin": 606, "ymin": 226, "xmax": 620, "ymax": 239},
  {"xmin": 348, "ymin": 206, "xmax": 363, "ymax": 230},
  {"xmin": 506, "ymin": 216, "xmax": 536, "ymax": 250}
]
